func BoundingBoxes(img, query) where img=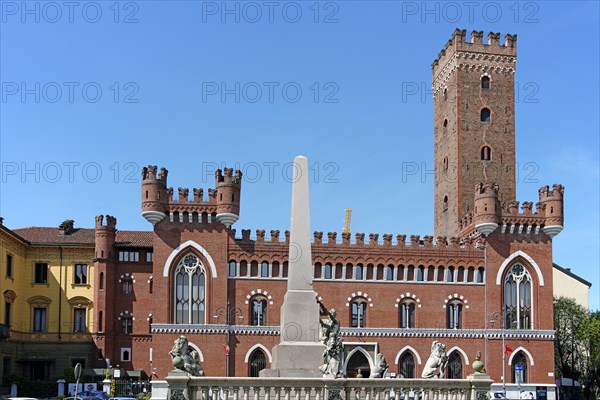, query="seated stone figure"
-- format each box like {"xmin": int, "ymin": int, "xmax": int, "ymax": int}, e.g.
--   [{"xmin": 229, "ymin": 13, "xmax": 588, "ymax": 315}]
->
[
  {"xmin": 421, "ymin": 340, "xmax": 448, "ymax": 378},
  {"xmin": 169, "ymin": 335, "xmax": 205, "ymax": 376}
]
